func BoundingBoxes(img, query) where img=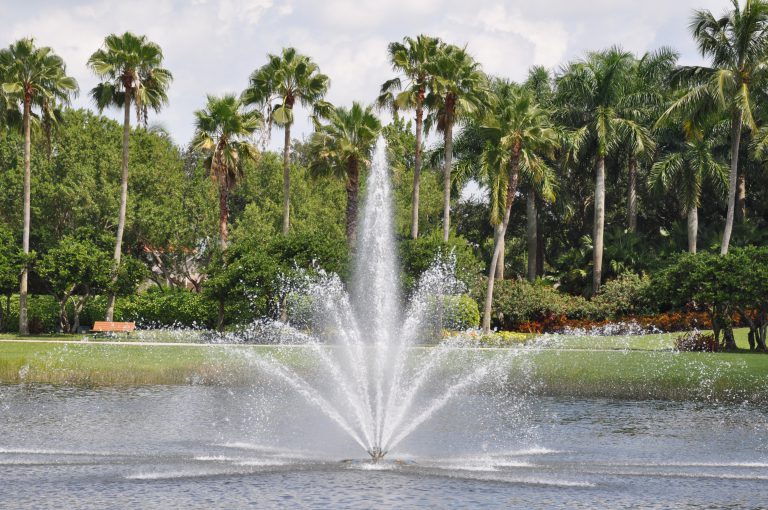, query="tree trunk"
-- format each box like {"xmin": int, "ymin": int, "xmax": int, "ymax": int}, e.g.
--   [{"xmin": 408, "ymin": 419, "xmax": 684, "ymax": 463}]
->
[
  {"xmin": 721, "ymin": 110, "xmax": 742, "ymax": 256},
  {"xmin": 282, "ymin": 123, "xmax": 292, "ymax": 235},
  {"xmin": 346, "ymin": 159, "xmax": 359, "ymax": 246},
  {"xmin": 592, "ymin": 156, "xmax": 606, "ymax": 294},
  {"xmin": 494, "ymin": 224, "xmax": 504, "ymax": 281},
  {"xmin": 482, "ymin": 151, "xmax": 521, "ymax": 333},
  {"xmin": 442, "ymin": 120, "xmax": 454, "ymax": 242},
  {"xmin": 687, "ymin": 207, "xmax": 698, "ymax": 254},
  {"xmin": 737, "ymin": 169, "xmax": 746, "ymax": 223},
  {"xmin": 527, "ymin": 188, "xmax": 537, "ymax": 282},
  {"xmin": 18, "ymin": 98, "xmax": 31, "ymax": 335},
  {"xmin": 411, "ymin": 104, "xmax": 423, "ymax": 239},
  {"xmin": 218, "ymin": 182, "xmax": 230, "ymax": 250},
  {"xmin": 105, "ymin": 92, "xmax": 132, "ymax": 321},
  {"xmin": 58, "ymin": 299, "xmax": 69, "ymax": 334},
  {"xmin": 627, "ymin": 158, "xmax": 637, "ymax": 232},
  {"xmin": 536, "ymin": 214, "xmax": 544, "ymax": 276}
]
